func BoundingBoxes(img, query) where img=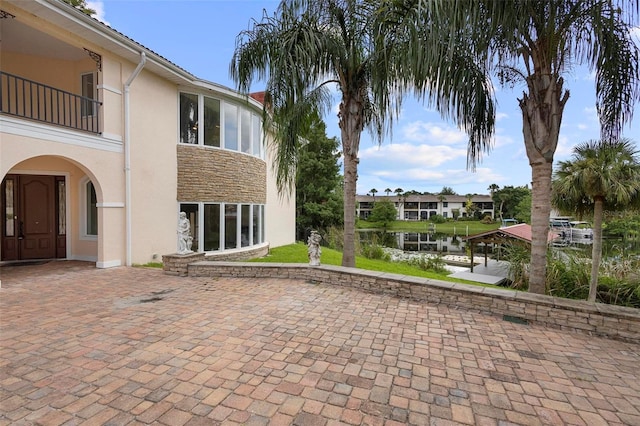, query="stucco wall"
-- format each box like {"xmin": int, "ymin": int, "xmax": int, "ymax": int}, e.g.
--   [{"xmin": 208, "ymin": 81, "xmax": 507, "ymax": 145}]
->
[
  {"xmin": 265, "ymin": 142, "xmax": 296, "ymax": 248},
  {"xmin": 127, "ymin": 67, "xmax": 179, "ymax": 265}
]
